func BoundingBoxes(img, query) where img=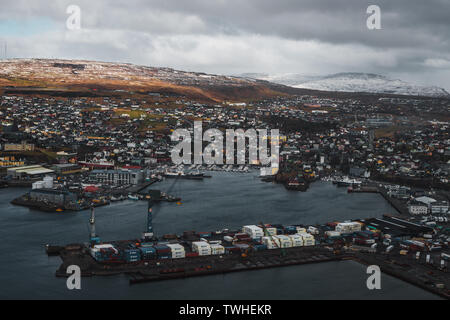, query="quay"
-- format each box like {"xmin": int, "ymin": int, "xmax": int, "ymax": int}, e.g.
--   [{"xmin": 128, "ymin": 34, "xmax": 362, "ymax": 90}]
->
[
  {"xmin": 354, "ymin": 252, "xmax": 450, "ymax": 300},
  {"xmin": 348, "ymin": 184, "xmax": 410, "ymax": 216},
  {"xmin": 52, "ymin": 244, "xmax": 449, "ymax": 299}
]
